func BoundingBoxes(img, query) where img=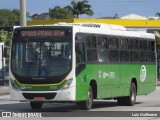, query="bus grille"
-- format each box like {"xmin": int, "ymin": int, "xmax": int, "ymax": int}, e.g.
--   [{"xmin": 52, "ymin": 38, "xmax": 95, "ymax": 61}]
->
[{"xmin": 22, "ymin": 93, "xmax": 57, "ymax": 100}]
